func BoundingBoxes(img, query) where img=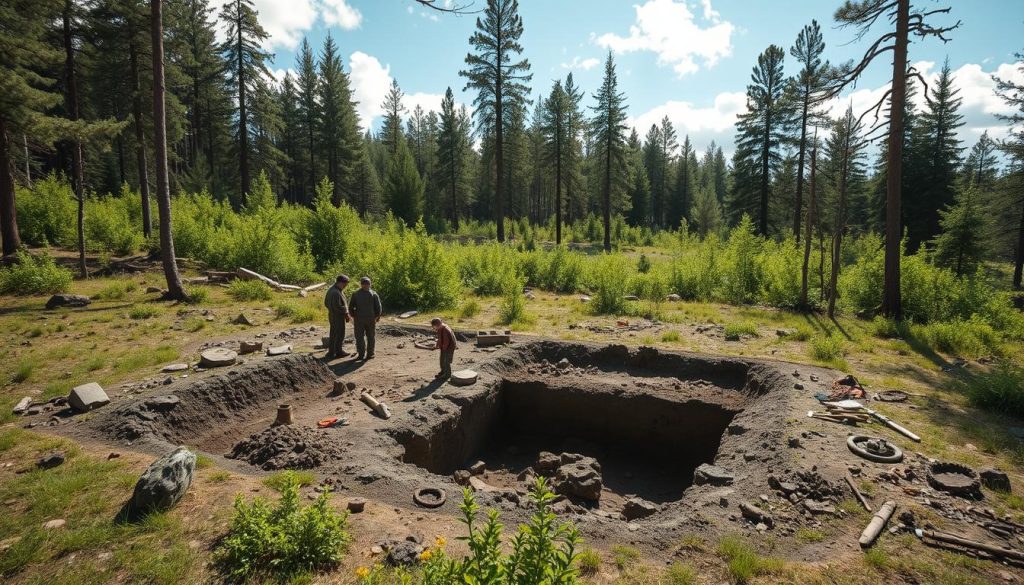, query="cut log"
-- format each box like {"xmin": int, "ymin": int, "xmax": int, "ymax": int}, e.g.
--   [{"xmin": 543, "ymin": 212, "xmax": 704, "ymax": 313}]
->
[
  {"xmin": 859, "ymin": 500, "xmax": 896, "ymax": 548},
  {"xmin": 359, "ymin": 392, "xmax": 392, "ymax": 420},
  {"xmin": 846, "ymin": 474, "xmax": 873, "ymax": 512},
  {"xmin": 236, "ymin": 267, "xmax": 281, "ymax": 289},
  {"xmin": 277, "ymin": 284, "xmax": 301, "ymax": 291},
  {"xmin": 302, "ymin": 282, "xmax": 327, "ymax": 293},
  {"xmin": 915, "ymin": 528, "xmax": 1024, "ymax": 562}
]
